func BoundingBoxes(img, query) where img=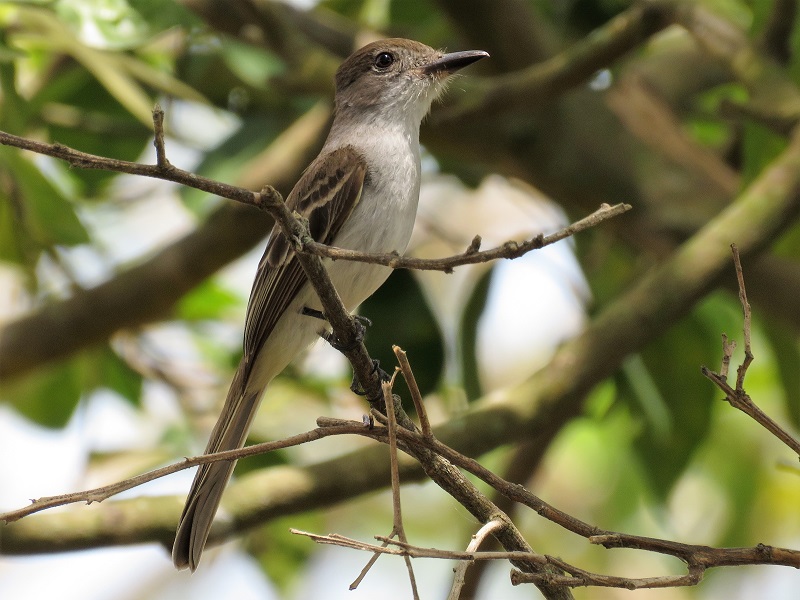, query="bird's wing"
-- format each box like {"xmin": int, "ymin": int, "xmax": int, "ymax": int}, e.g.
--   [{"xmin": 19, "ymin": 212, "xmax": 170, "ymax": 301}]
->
[{"xmin": 240, "ymin": 144, "xmax": 367, "ymax": 378}]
